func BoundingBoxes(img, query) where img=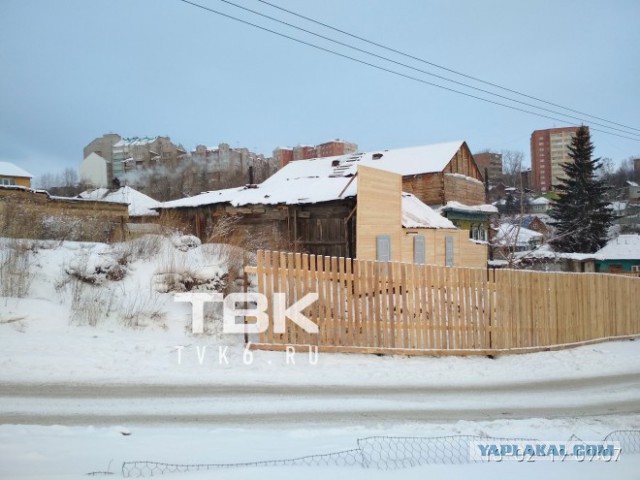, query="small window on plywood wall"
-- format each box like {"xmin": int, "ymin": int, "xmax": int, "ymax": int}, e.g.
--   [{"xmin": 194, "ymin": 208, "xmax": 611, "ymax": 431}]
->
[
  {"xmin": 445, "ymin": 236, "xmax": 454, "ymax": 267},
  {"xmin": 376, "ymin": 235, "xmax": 391, "ymax": 262},
  {"xmin": 414, "ymin": 235, "xmax": 426, "ymax": 264}
]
